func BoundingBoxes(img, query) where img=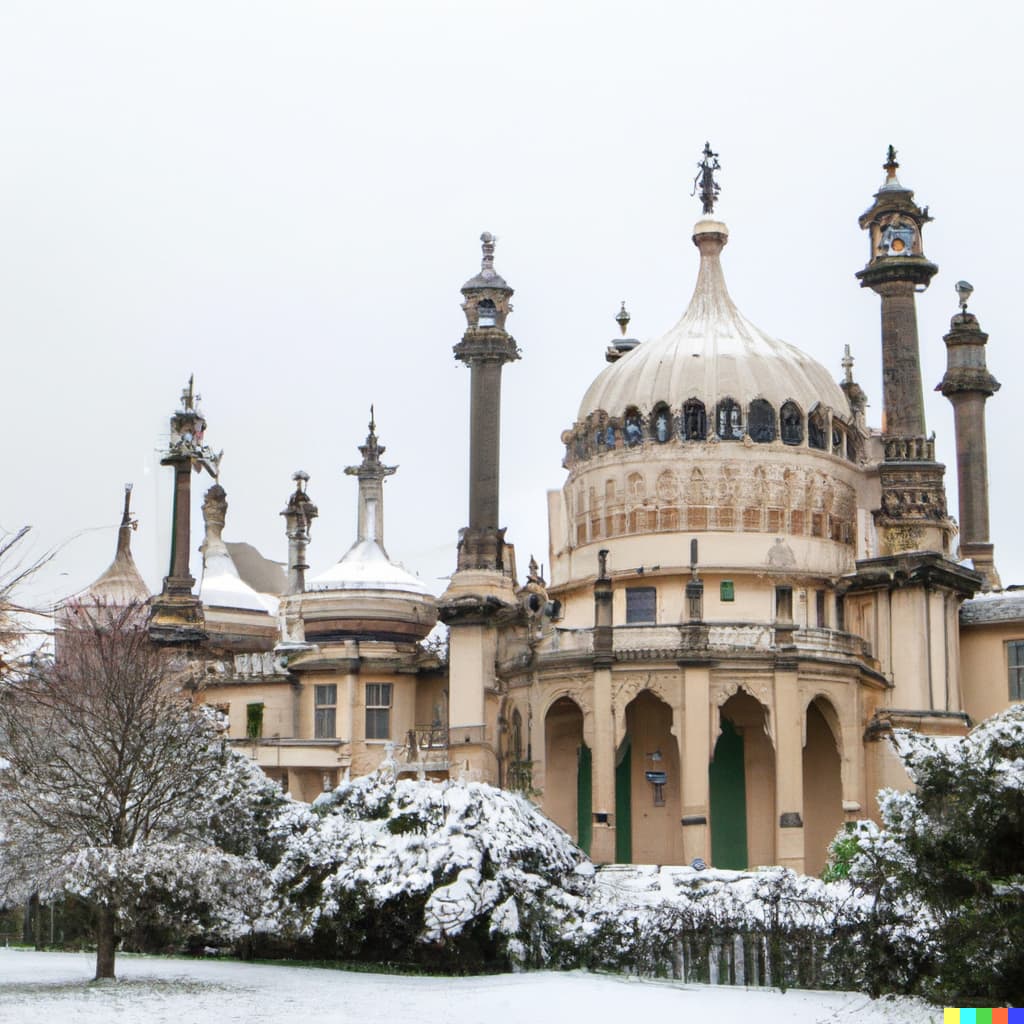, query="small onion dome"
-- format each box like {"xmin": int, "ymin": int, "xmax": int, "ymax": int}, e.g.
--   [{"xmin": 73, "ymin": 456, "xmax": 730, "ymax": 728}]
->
[
  {"xmin": 579, "ymin": 219, "xmax": 850, "ymax": 422},
  {"xmin": 303, "ymin": 540, "xmax": 437, "ymax": 643}
]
